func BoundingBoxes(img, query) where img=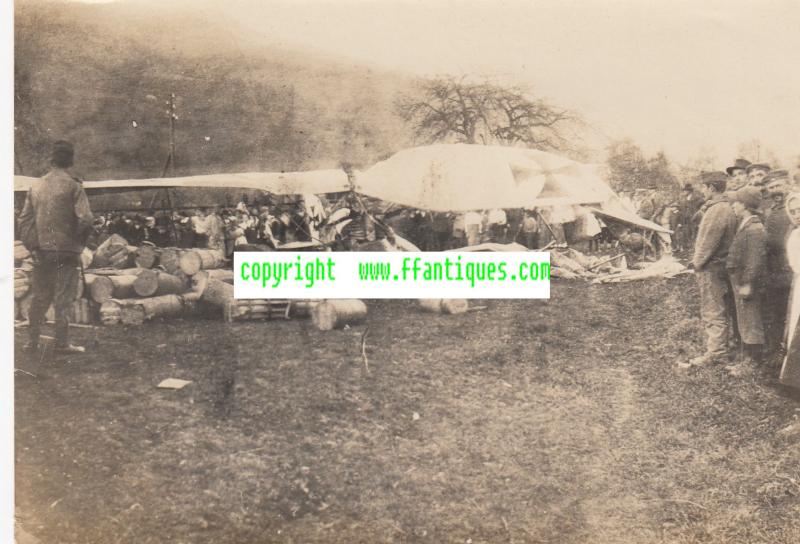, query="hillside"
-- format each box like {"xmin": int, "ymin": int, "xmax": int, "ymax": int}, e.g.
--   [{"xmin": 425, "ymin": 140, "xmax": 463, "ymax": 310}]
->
[{"xmin": 14, "ymin": 0, "xmax": 416, "ymax": 180}]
